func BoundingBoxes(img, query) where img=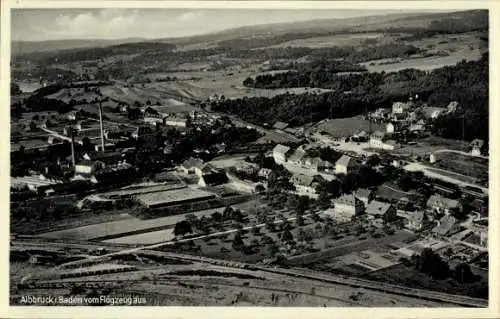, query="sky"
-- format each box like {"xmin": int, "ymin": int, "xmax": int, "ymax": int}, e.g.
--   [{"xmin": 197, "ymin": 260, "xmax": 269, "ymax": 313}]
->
[{"xmin": 11, "ymin": 8, "xmax": 443, "ymax": 42}]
